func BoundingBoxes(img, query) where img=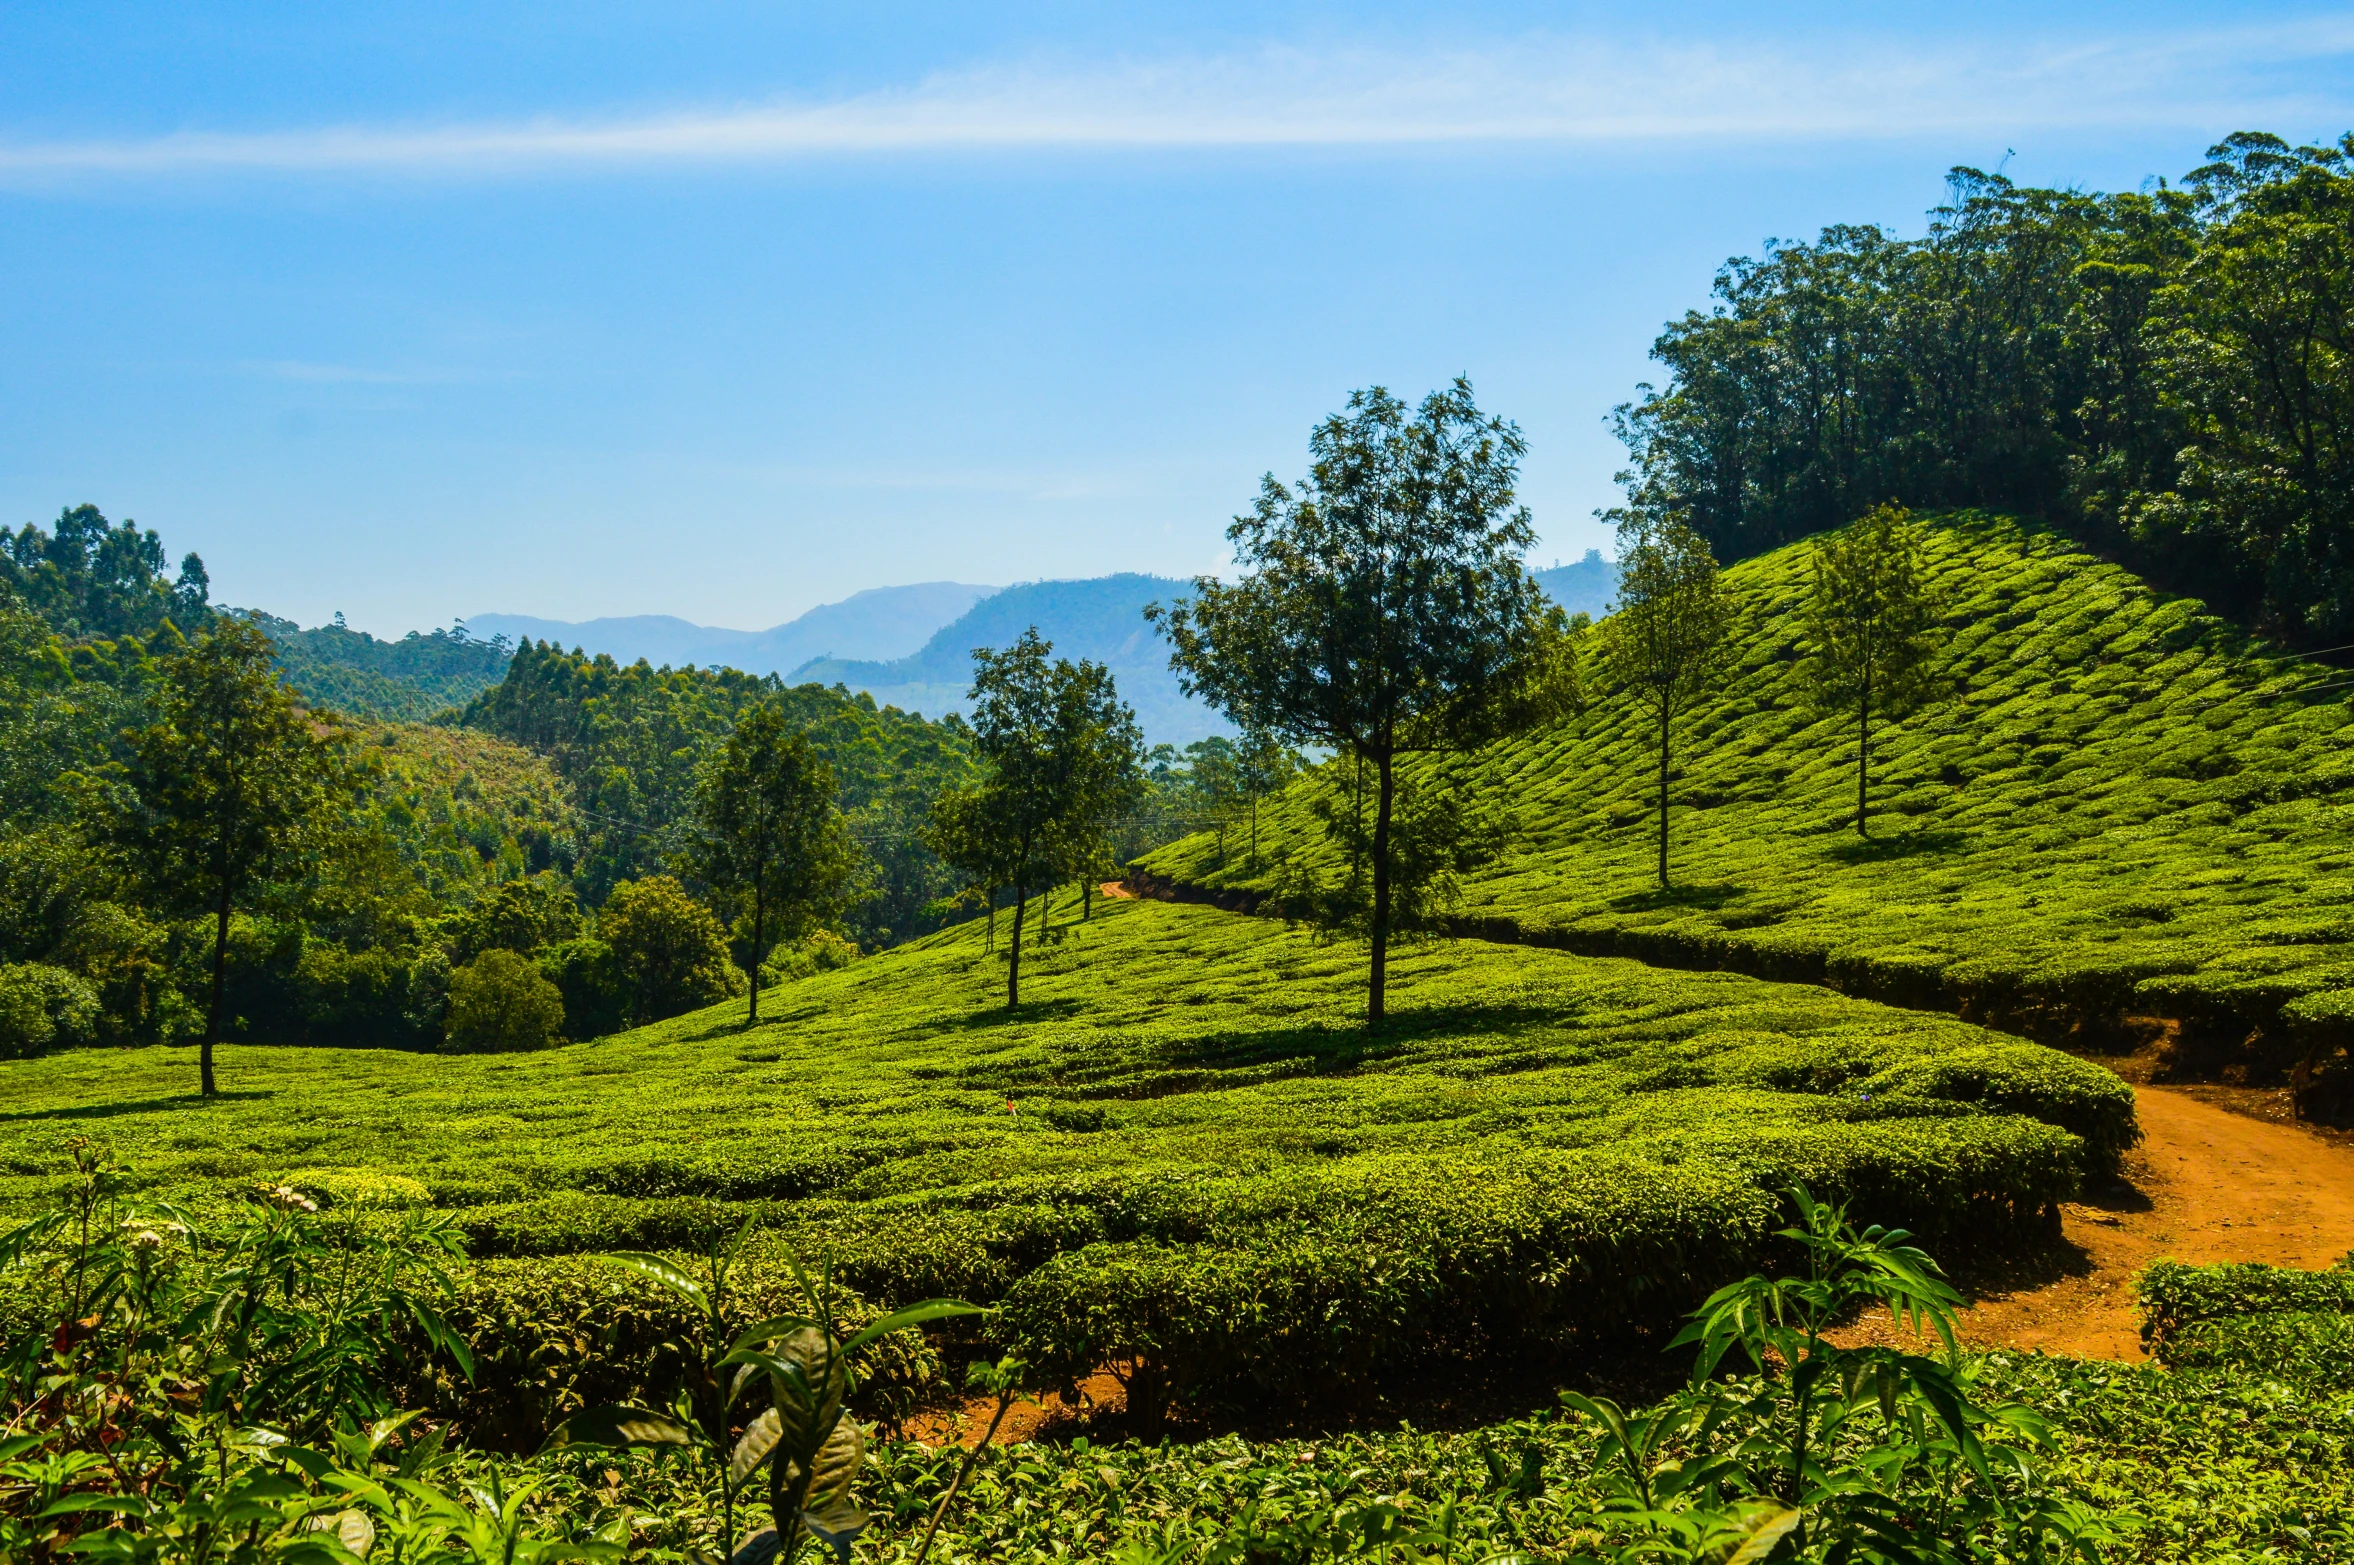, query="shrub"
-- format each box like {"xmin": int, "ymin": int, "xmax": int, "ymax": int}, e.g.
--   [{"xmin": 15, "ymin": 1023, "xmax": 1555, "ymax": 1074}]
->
[
  {"xmin": 598, "ymin": 874, "xmax": 738, "ymax": 1024},
  {"xmin": 444, "ymin": 948, "xmax": 566, "ymax": 1052},
  {"xmin": 760, "ymin": 928, "xmax": 861, "ymax": 985},
  {"xmin": 0, "ymin": 961, "xmax": 99, "ymax": 1058},
  {"xmin": 2138, "ymin": 1254, "xmax": 2354, "ymax": 1355}
]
